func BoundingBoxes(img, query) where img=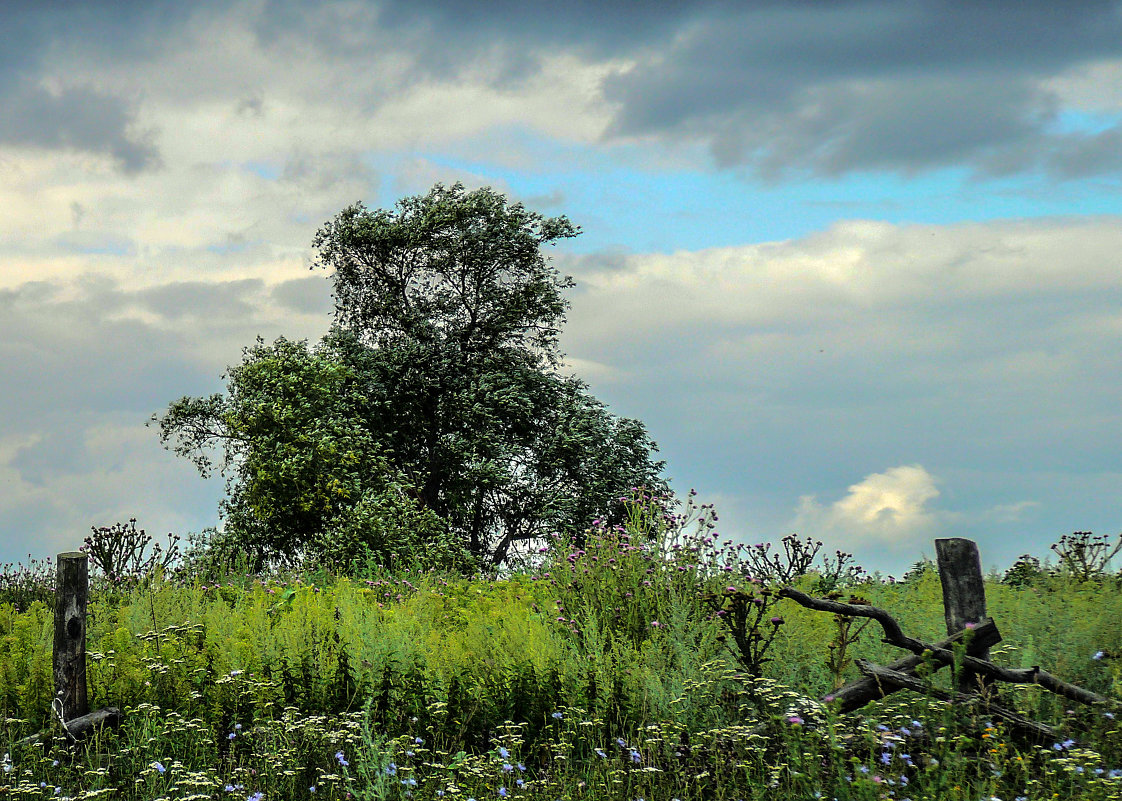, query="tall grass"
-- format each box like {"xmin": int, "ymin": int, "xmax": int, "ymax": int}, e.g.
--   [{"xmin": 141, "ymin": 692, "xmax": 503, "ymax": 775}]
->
[{"xmin": 1, "ymin": 507, "xmax": 1121, "ymax": 800}]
